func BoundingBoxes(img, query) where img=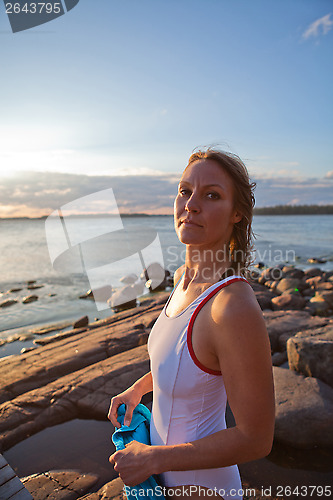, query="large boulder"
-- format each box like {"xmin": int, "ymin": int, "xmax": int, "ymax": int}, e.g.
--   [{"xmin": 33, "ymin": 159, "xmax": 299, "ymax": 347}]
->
[
  {"xmin": 287, "ymin": 326, "xmax": 333, "ymax": 387},
  {"xmin": 275, "ymin": 278, "xmax": 304, "ymax": 295},
  {"xmin": 274, "ymin": 366, "xmax": 333, "ymax": 448},
  {"xmin": 271, "ymin": 293, "xmax": 306, "ymax": 311},
  {"xmin": 309, "ymin": 291, "xmax": 333, "ymax": 315}
]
